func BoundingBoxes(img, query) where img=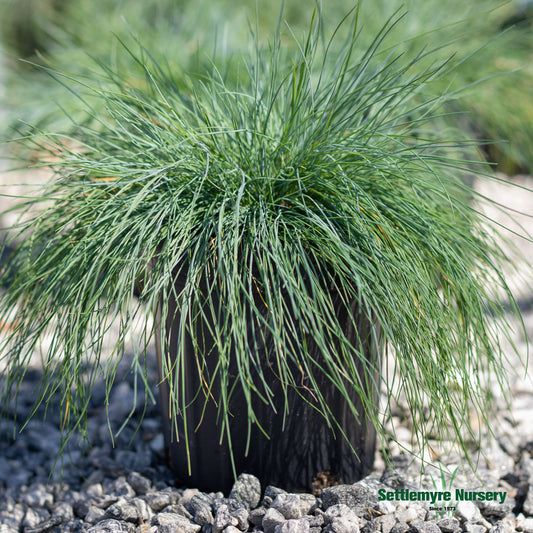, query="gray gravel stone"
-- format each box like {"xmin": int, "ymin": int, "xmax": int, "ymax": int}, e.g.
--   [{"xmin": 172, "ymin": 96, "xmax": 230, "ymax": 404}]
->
[
  {"xmin": 152, "ymin": 512, "xmax": 202, "ymax": 532},
  {"xmin": 0, "ymin": 503, "xmax": 25, "ymax": 529},
  {"xmin": 144, "ymin": 490, "xmax": 174, "ymax": 511},
  {"xmin": 115, "ymin": 448, "xmax": 152, "ymax": 472},
  {"xmin": 187, "ymin": 493, "xmax": 215, "ymax": 526},
  {"xmin": 524, "ymin": 489, "xmax": 533, "ymax": 516},
  {"xmin": 148, "ymin": 433, "xmax": 166, "ymax": 454},
  {"xmin": 22, "ymin": 507, "xmax": 51, "ymax": 528},
  {"xmin": 274, "ymin": 518, "xmax": 311, "ymax": 533},
  {"xmin": 111, "ymin": 477, "xmax": 136, "ymax": 499},
  {"xmin": 271, "ymin": 493, "xmax": 303, "ymax": 520},
  {"xmin": 96, "ymin": 494, "xmax": 121, "ymax": 509},
  {"xmin": 229, "ymin": 473, "xmax": 262, "ymax": 510},
  {"xmin": 296, "ymin": 494, "xmax": 318, "ymax": 515},
  {"xmin": 321, "ymin": 484, "xmax": 378, "ymax": 517},
  {"xmin": 0, "ymin": 494, "xmax": 16, "ymax": 513},
  {"xmin": 179, "ymin": 488, "xmax": 200, "ymax": 506},
  {"xmin": 230, "ymin": 505, "xmax": 249, "ymax": 530},
  {"xmin": 326, "ymin": 516, "xmax": 361, "ymax": 533},
  {"xmin": 262, "ymin": 486, "xmax": 288, "ymax": 507},
  {"xmin": 249, "ymin": 506, "xmax": 268, "ymax": 526},
  {"xmin": 73, "ymin": 498, "xmax": 95, "ymax": 519},
  {"xmin": 374, "ymin": 513, "xmax": 397, "ymax": 533},
  {"xmin": 213, "ymin": 504, "xmax": 239, "ymax": 533},
  {"xmin": 324, "ymin": 504, "xmax": 358, "ymax": 523},
  {"xmin": 57, "ymin": 518, "xmax": 86, "ymax": 532},
  {"xmin": 436, "ymin": 516, "xmax": 461, "ymax": 532},
  {"xmin": 132, "ymin": 496, "xmax": 153, "ymax": 522},
  {"xmin": 162, "ymin": 503, "xmax": 193, "ymax": 519},
  {"xmin": 488, "ymin": 518, "xmax": 516, "ymax": 533},
  {"xmin": 126, "ymin": 471, "xmax": 151, "ymax": 495},
  {"xmin": 23, "ymin": 516, "xmax": 64, "ymax": 533},
  {"xmin": 86, "ymin": 482, "xmax": 104, "ymax": 497},
  {"xmin": 53, "ymin": 502, "xmax": 75, "ymax": 522},
  {"xmin": 87, "ymin": 518, "xmax": 134, "ymax": 532},
  {"xmin": 360, "ymin": 519, "xmax": 377, "ymax": 533},
  {"xmin": 410, "ymin": 520, "xmax": 442, "ymax": 533},
  {"xmin": 475, "ymin": 491, "xmax": 514, "ymax": 519},
  {"xmin": 304, "ymin": 513, "xmax": 325, "ymax": 528},
  {"xmin": 20, "ymin": 487, "xmax": 54, "ymax": 507},
  {"xmin": 389, "ymin": 521, "xmax": 410, "ymax": 533},
  {"xmin": 263, "ymin": 507, "xmax": 286, "ymax": 533},
  {"xmin": 105, "ymin": 498, "xmax": 141, "ymax": 523},
  {"xmin": 109, "ymin": 382, "xmax": 136, "ymax": 421}
]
